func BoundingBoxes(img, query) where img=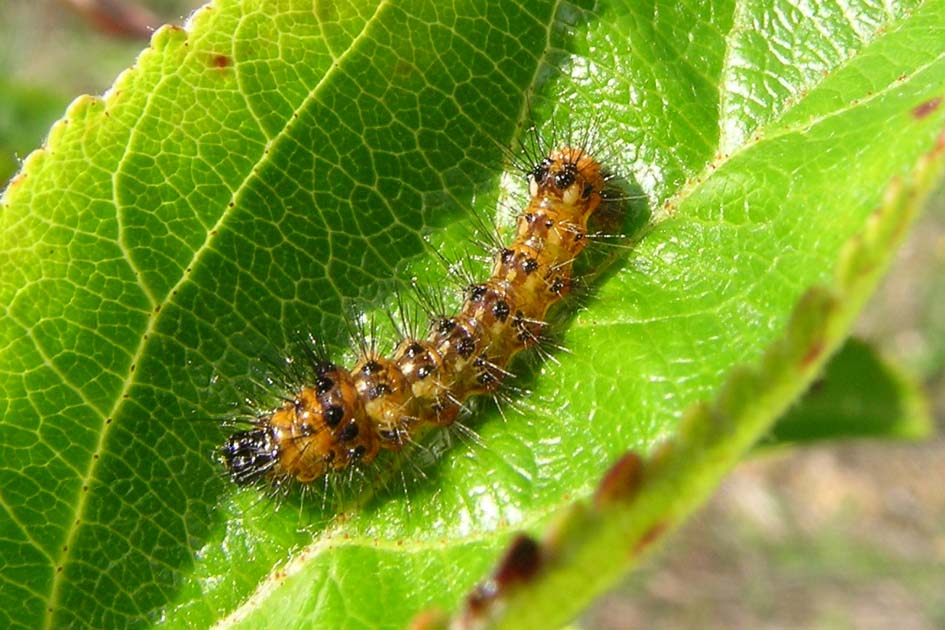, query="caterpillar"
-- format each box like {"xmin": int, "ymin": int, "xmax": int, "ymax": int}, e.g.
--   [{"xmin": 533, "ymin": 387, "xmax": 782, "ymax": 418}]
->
[{"xmin": 221, "ymin": 143, "xmax": 612, "ymax": 487}]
